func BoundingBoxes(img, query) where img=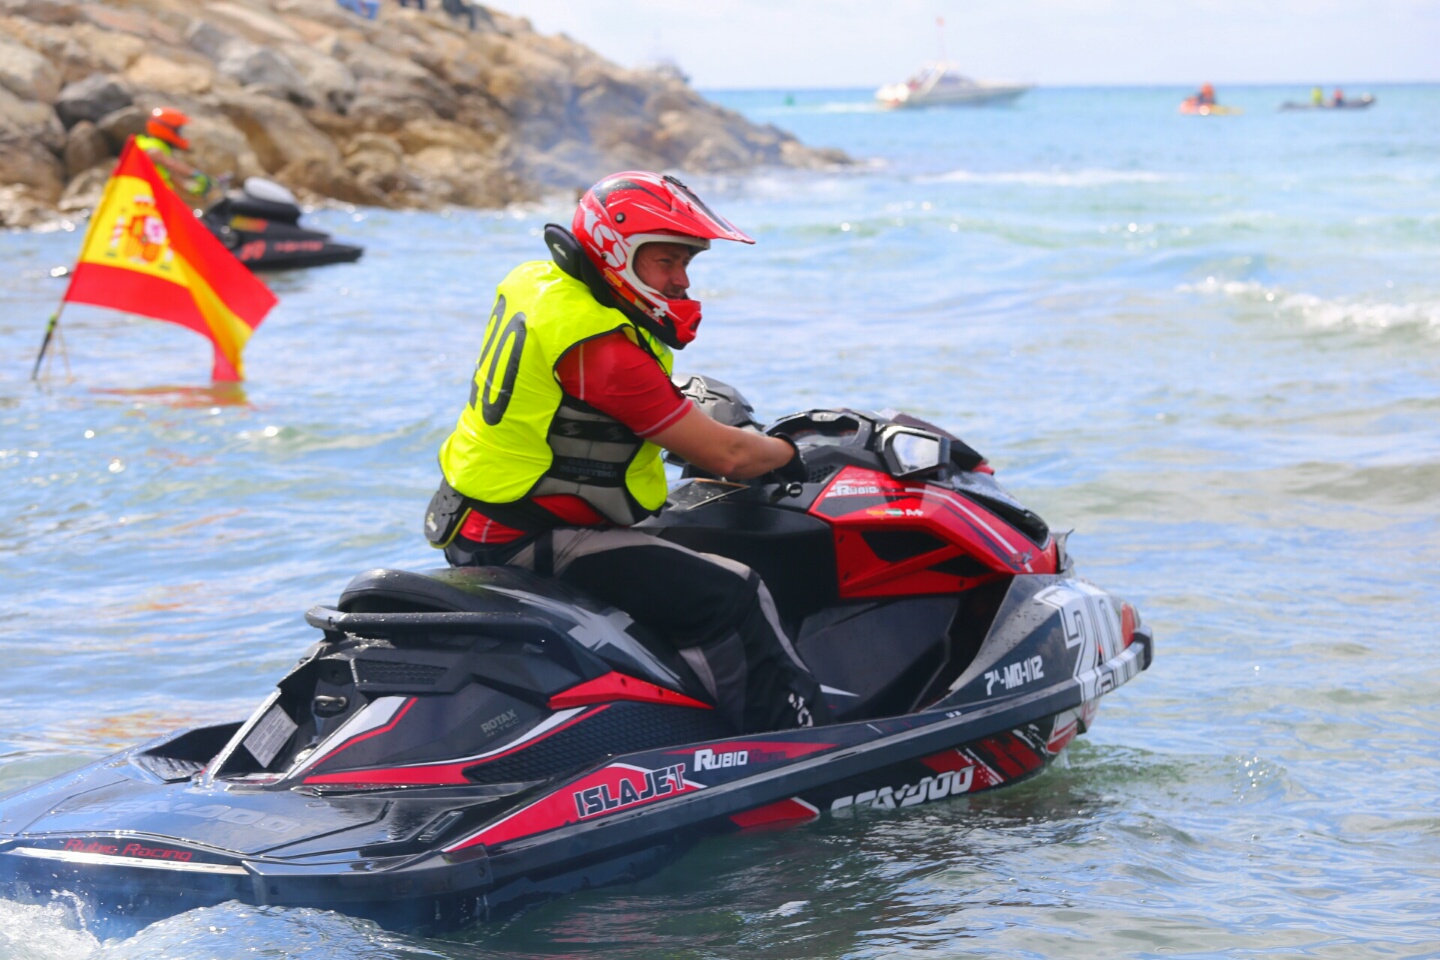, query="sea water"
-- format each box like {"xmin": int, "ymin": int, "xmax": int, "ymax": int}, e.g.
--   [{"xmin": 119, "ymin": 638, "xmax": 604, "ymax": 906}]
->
[{"xmin": 1, "ymin": 84, "xmax": 1438, "ymax": 958}]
